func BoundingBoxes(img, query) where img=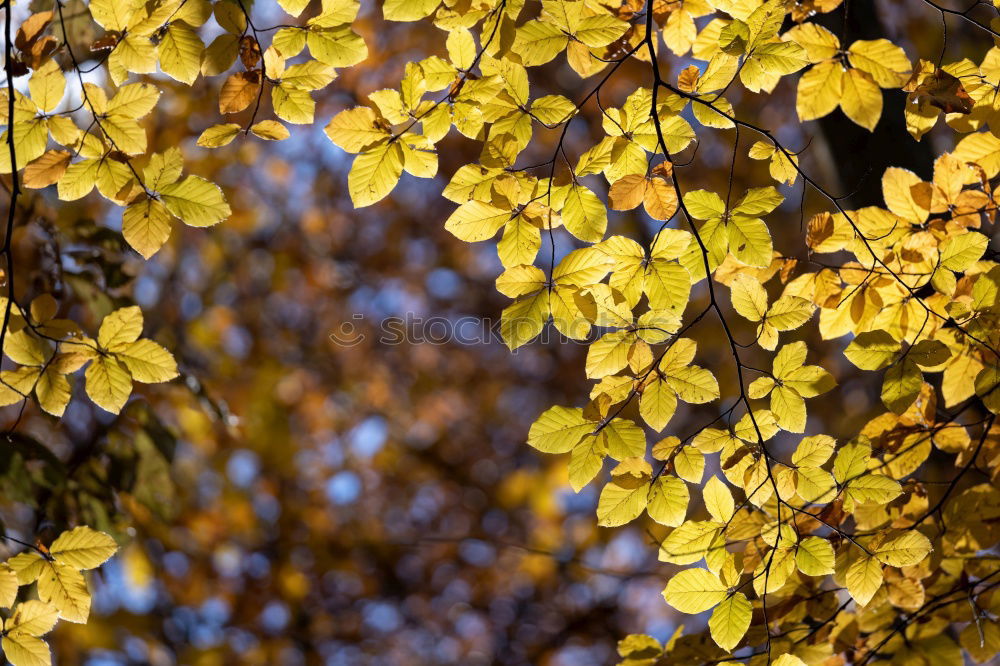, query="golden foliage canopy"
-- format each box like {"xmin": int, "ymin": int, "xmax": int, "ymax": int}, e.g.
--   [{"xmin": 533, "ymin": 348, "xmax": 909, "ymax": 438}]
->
[{"xmin": 1, "ymin": 0, "xmax": 1000, "ymax": 663}]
